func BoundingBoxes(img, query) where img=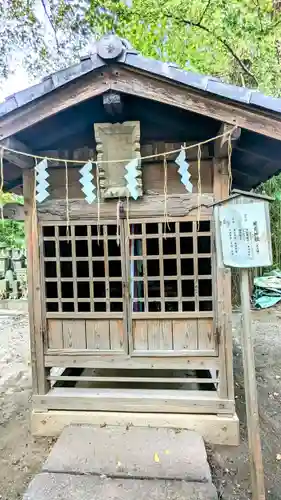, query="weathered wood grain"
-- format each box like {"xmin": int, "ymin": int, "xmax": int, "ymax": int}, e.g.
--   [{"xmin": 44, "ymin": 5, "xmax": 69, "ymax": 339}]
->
[
  {"xmin": 23, "ymin": 169, "xmax": 49, "ymax": 394},
  {"xmin": 31, "ymin": 410, "xmax": 240, "ymax": 445},
  {"xmin": 214, "ymin": 123, "xmax": 241, "ymax": 159},
  {"xmin": 147, "ymin": 320, "xmax": 161, "ymax": 350},
  {"xmin": 62, "ymin": 320, "xmax": 86, "ymax": 349},
  {"xmin": 111, "ymin": 68, "xmax": 281, "ymax": 141},
  {"xmin": 159, "ymin": 320, "xmax": 173, "ymax": 350},
  {"xmin": 86, "ymin": 320, "xmax": 110, "ymax": 350},
  {"xmin": 133, "ymin": 320, "xmax": 148, "ymax": 351},
  {"xmin": 44, "ymin": 353, "xmax": 220, "ymax": 371},
  {"xmin": 213, "ymin": 147, "xmax": 234, "ymax": 401},
  {"xmin": 0, "ymin": 72, "xmax": 110, "ymax": 140},
  {"xmin": 1, "ymin": 137, "xmax": 34, "ymax": 168},
  {"xmin": 37, "ymin": 194, "xmax": 214, "ymax": 221},
  {"xmin": 46, "ymin": 160, "xmax": 213, "ymax": 200},
  {"xmin": 172, "ymin": 320, "xmax": 198, "ymax": 351},
  {"xmin": 240, "ymin": 268, "xmax": 265, "ymax": 499},
  {"xmin": 198, "ymin": 319, "xmax": 216, "ymax": 352},
  {"xmin": 94, "ymin": 121, "xmax": 141, "ymax": 199},
  {"xmin": 33, "ymin": 386, "xmax": 235, "ymax": 413},
  {"xmin": 109, "ymin": 320, "xmax": 124, "ymax": 351},
  {"xmin": 48, "ymin": 320, "xmax": 63, "ymax": 349}
]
